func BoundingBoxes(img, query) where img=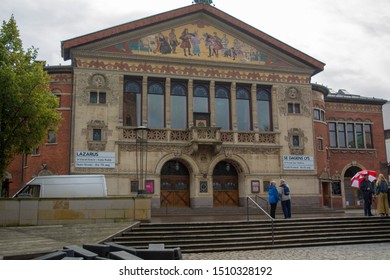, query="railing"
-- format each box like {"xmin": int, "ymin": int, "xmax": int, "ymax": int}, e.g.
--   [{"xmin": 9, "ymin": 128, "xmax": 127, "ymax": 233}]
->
[
  {"xmin": 246, "ymin": 196, "xmax": 275, "ymax": 245},
  {"xmin": 121, "ymin": 127, "xmax": 278, "ymax": 145}
]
